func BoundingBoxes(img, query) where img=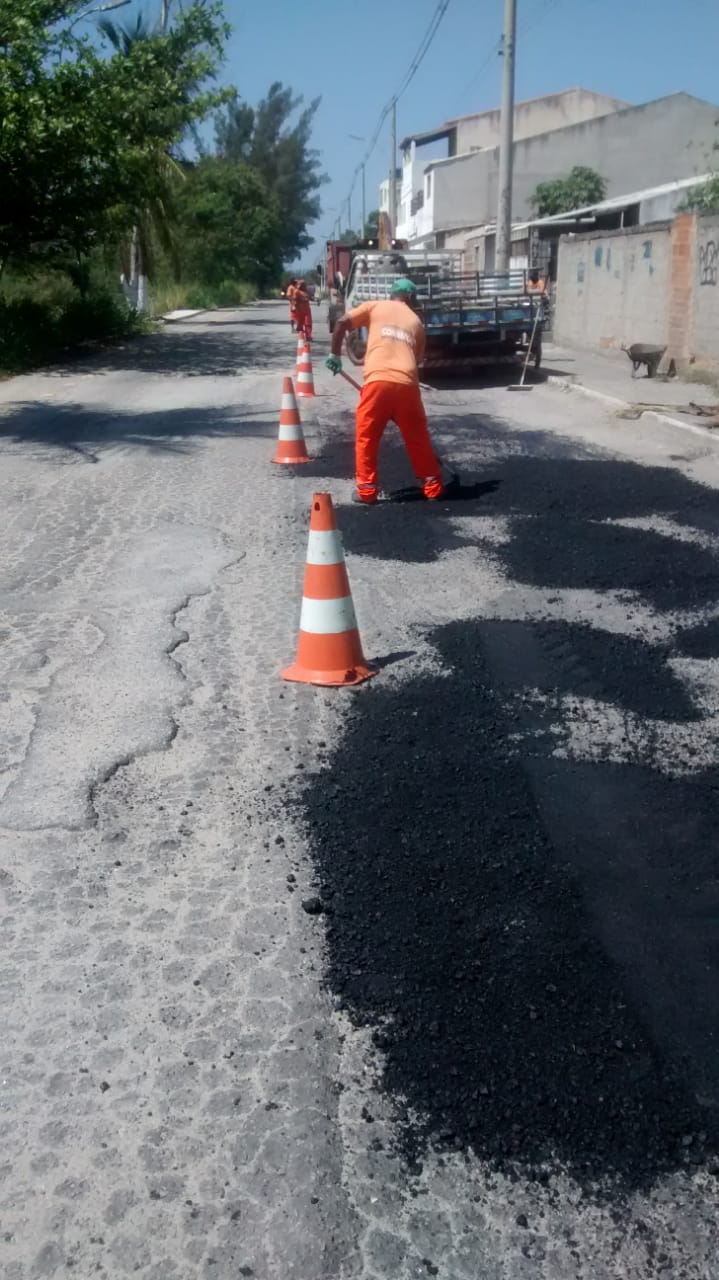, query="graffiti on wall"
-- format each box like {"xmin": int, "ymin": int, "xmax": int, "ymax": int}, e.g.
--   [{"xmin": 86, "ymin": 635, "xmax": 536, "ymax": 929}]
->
[{"xmin": 699, "ymin": 239, "xmax": 718, "ymax": 287}]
